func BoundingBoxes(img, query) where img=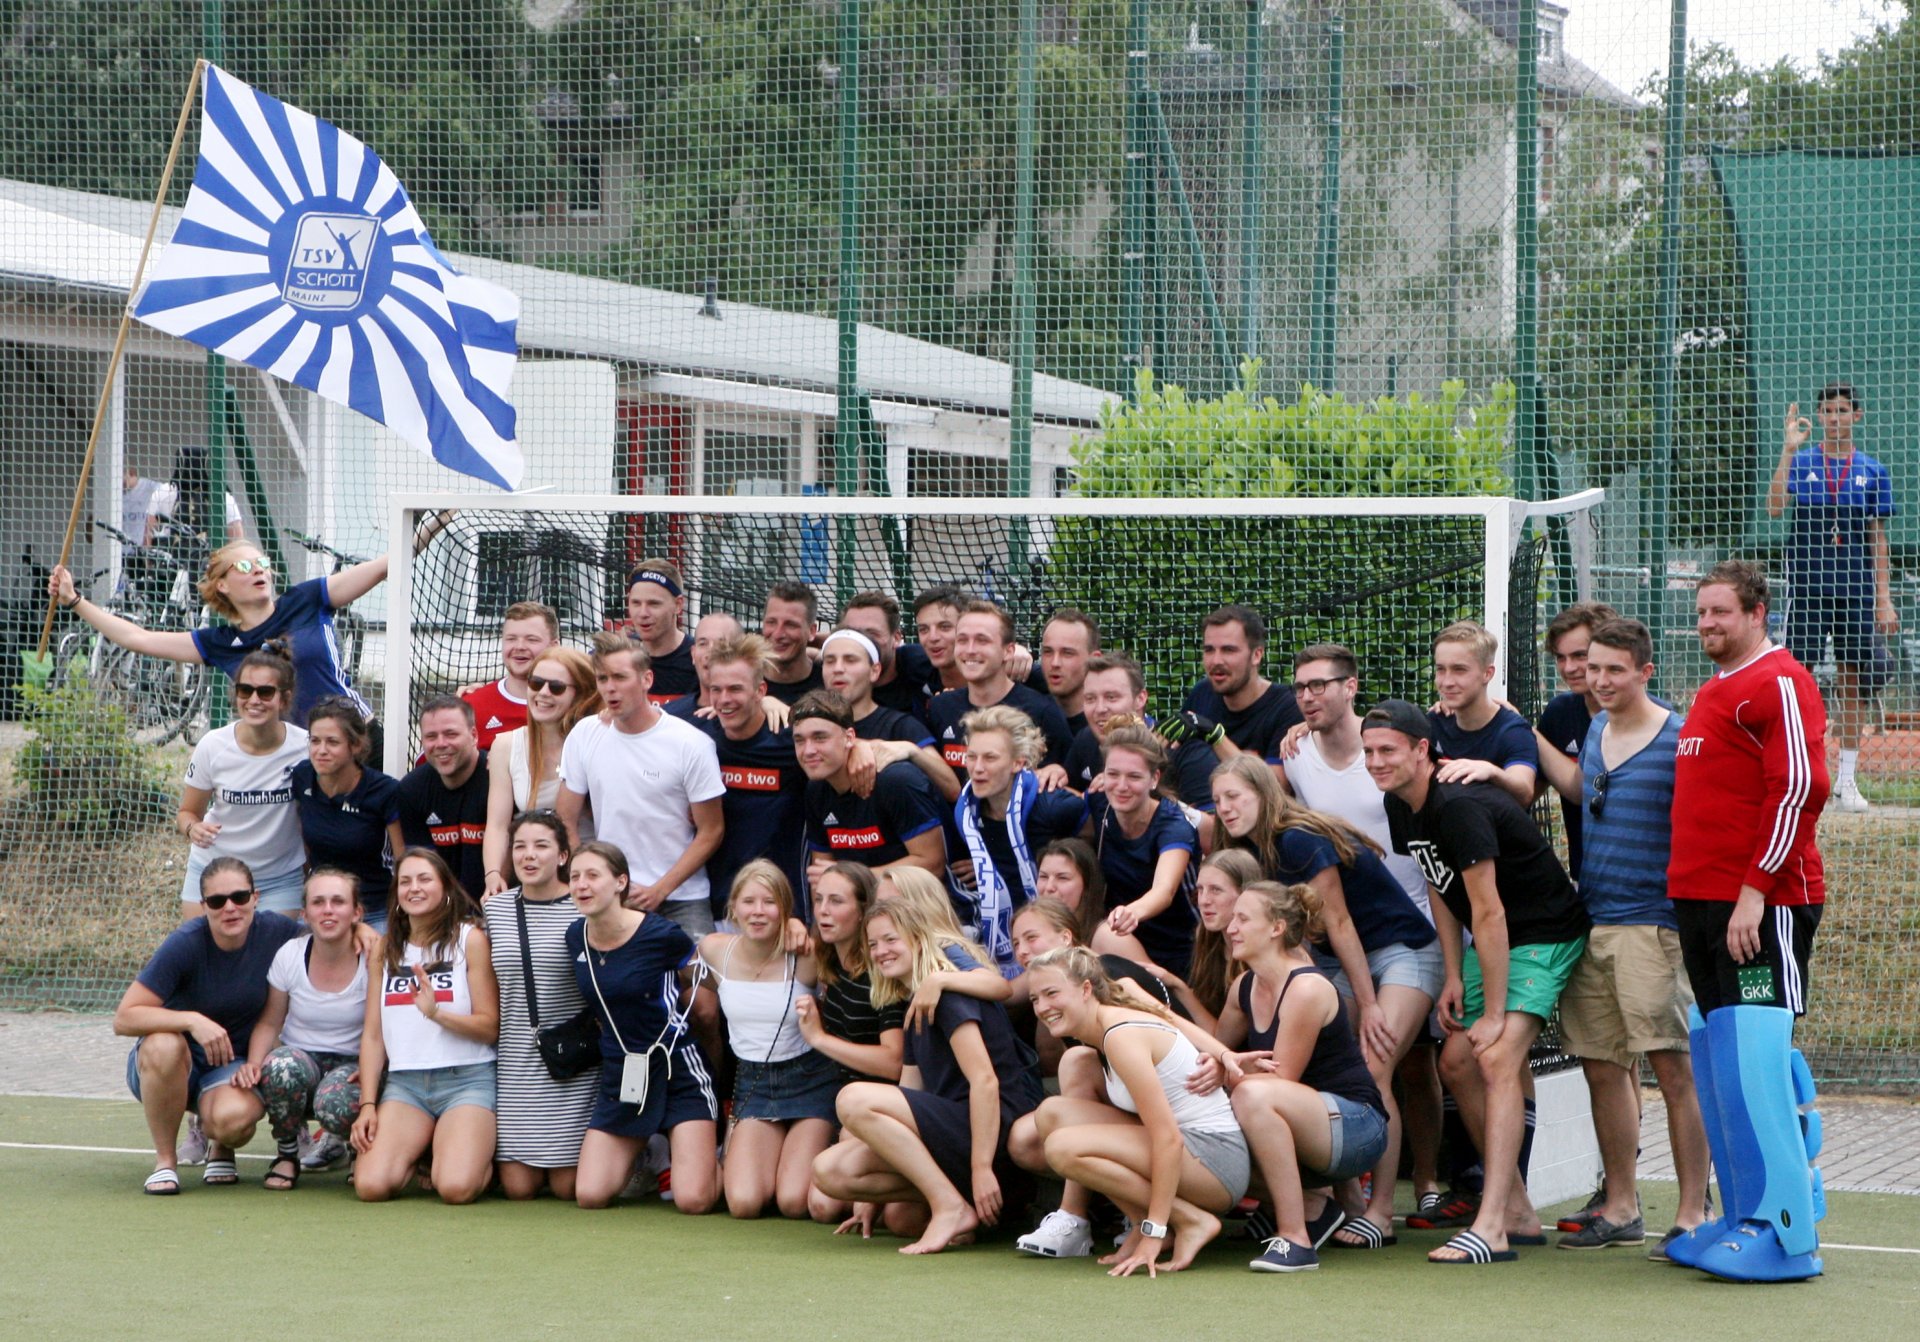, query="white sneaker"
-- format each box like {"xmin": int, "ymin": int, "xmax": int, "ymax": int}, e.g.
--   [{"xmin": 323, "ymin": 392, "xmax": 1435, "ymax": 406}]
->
[
  {"xmin": 300, "ymin": 1132, "xmax": 349, "ymax": 1171},
  {"xmin": 1017, "ymin": 1210, "xmax": 1094, "ymax": 1258},
  {"xmin": 1833, "ymin": 779, "xmax": 1872, "ymax": 813},
  {"xmin": 177, "ymin": 1114, "xmax": 208, "ymax": 1166}
]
